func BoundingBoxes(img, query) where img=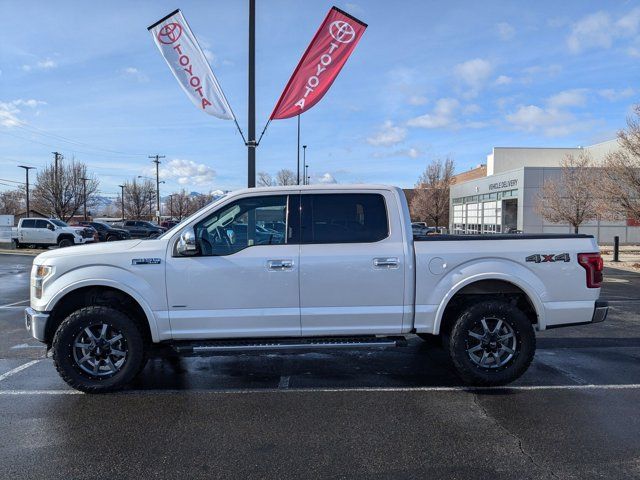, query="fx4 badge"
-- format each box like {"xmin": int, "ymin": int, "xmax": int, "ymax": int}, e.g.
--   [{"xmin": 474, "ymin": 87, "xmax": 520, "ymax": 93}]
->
[
  {"xmin": 131, "ymin": 258, "xmax": 162, "ymax": 265},
  {"xmin": 525, "ymin": 253, "xmax": 570, "ymax": 263}
]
